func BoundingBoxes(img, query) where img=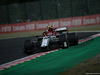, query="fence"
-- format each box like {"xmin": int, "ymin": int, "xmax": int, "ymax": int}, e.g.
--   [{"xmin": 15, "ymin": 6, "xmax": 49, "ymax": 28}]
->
[
  {"xmin": 0, "ymin": 0, "xmax": 100, "ymax": 25},
  {"xmin": 0, "ymin": 14, "xmax": 100, "ymax": 34}
]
